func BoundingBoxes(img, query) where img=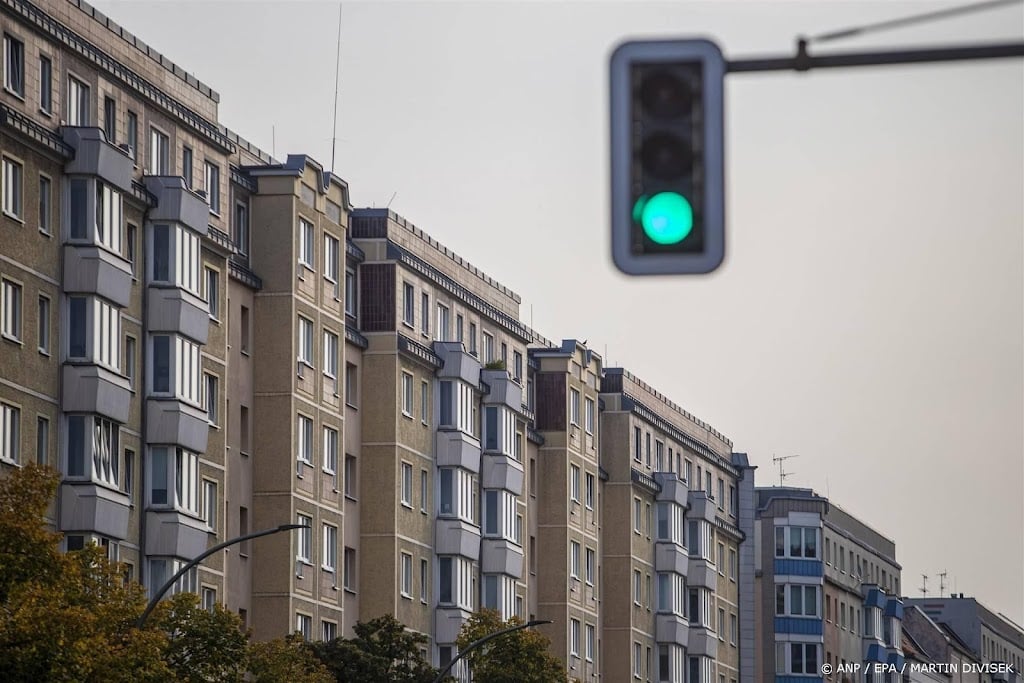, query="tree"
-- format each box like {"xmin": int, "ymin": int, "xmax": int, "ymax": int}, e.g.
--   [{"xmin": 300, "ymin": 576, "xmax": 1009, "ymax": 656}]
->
[
  {"xmin": 311, "ymin": 614, "xmax": 437, "ymax": 683},
  {"xmin": 456, "ymin": 609, "xmax": 568, "ymax": 683},
  {"xmin": 152, "ymin": 592, "xmax": 248, "ymax": 683},
  {"xmin": 247, "ymin": 632, "xmax": 333, "ymax": 683}
]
